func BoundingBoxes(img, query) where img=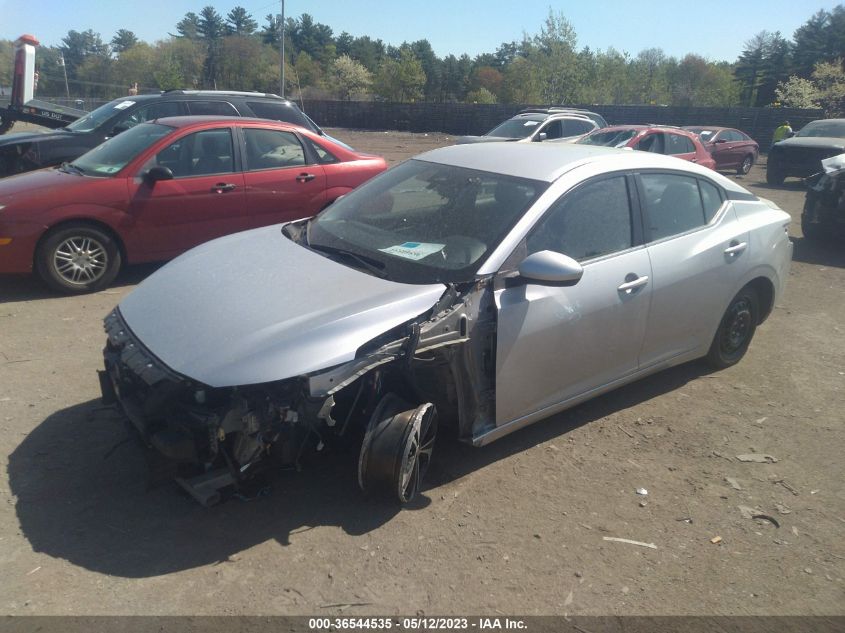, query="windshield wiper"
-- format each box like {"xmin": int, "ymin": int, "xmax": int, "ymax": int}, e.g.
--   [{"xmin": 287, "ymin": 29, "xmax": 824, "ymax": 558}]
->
[
  {"xmin": 59, "ymin": 162, "xmax": 85, "ymax": 175},
  {"xmin": 309, "ymin": 243, "xmax": 388, "ymax": 279}
]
